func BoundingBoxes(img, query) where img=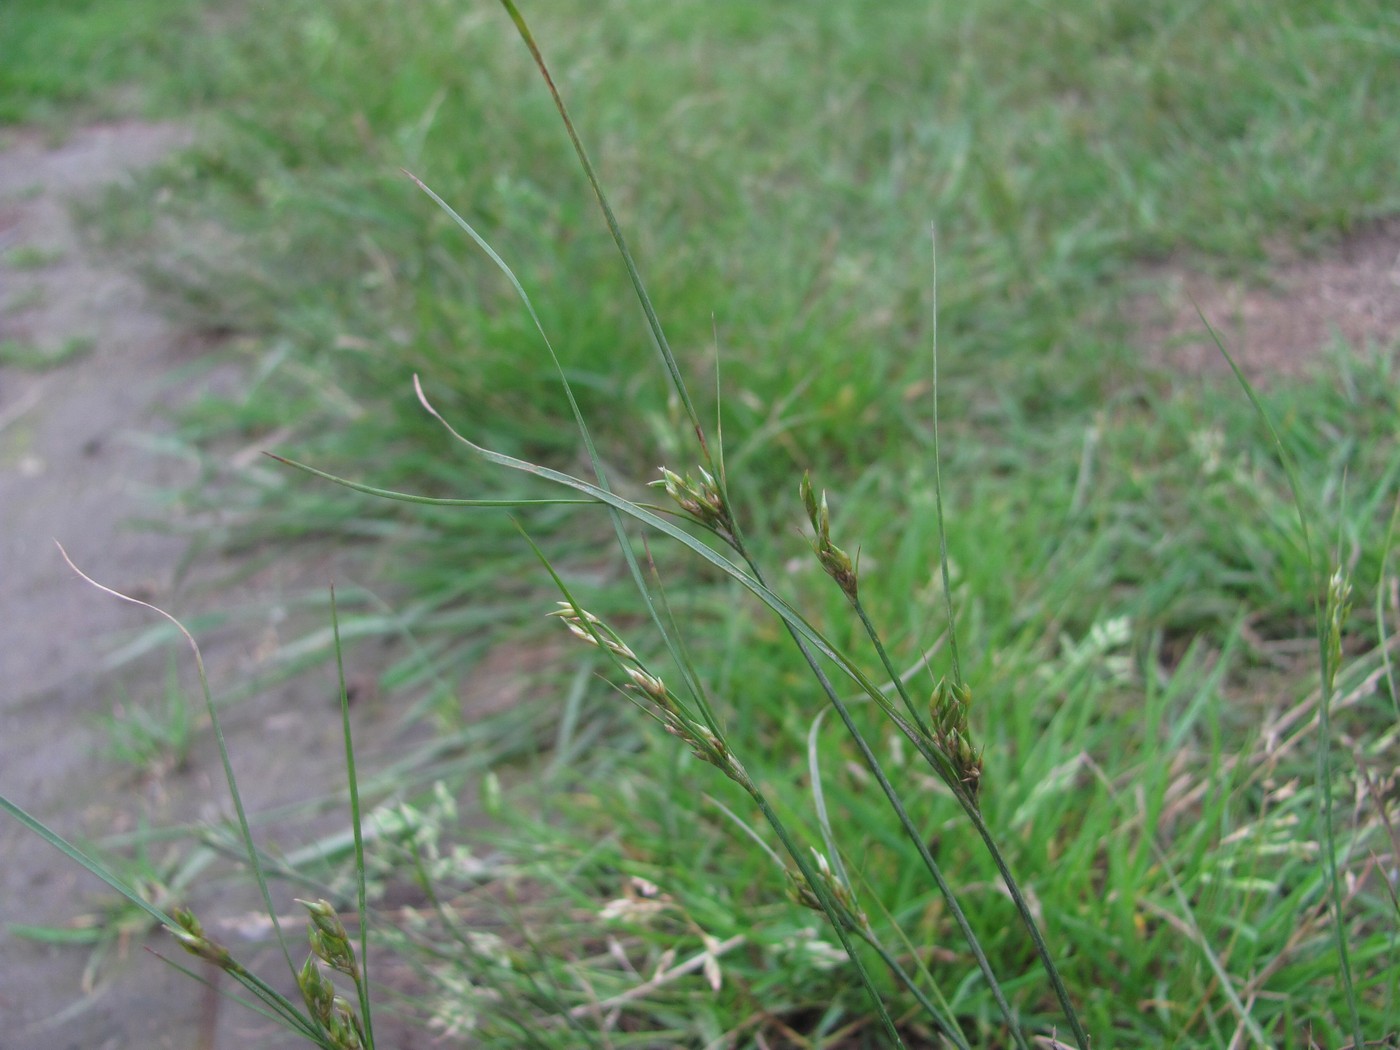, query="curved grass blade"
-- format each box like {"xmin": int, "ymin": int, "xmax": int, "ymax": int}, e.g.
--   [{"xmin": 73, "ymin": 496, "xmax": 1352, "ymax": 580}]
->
[
  {"xmin": 54, "ymin": 546, "xmax": 313, "ymax": 1019},
  {"xmin": 0, "ymin": 796, "xmax": 178, "ymax": 931},
  {"xmin": 408, "ymin": 376, "xmax": 864, "ymax": 681},
  {"xmin": 402, "ymin": 170, "xmax": 719, "ymax": 712},
  {"xmin": 262, "ymin": 453, "xmax": 598, "ymax": 509},
  {"xmin": 329, "ymin": 585, "xmax": 375, "ymax": 1048}
]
